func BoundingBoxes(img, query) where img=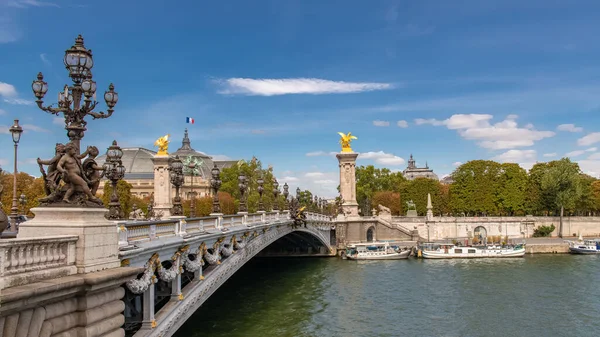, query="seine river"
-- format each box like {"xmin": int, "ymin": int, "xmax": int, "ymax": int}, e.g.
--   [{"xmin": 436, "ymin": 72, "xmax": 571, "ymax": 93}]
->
[{"xmin": 176, "ymin": 255, "xmax": 600, "ymax": 337}]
